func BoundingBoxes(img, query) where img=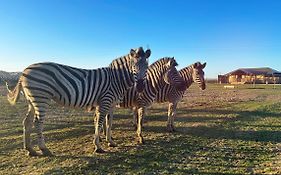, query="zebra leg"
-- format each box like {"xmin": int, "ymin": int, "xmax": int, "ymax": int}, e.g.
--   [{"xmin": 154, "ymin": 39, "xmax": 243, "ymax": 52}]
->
[
  {"xmin": 171, "ymin": 102, "xmax": 178, "ymax": 132},
  {"xmin": 23, "ymin": 103, "xmax": 37, "ymax": 156},
  {"xmin": 93, "ymin": 106, "xmax": 107, "ymax": 153},
  {"xmin": 94, "ymin": 108, "xmax": 105, "ymax": 141},
  {"xmin": 105, "ymin": 109, "xmax": 117, "ymax": 147},
  {"xmin": 132, "ymin": 107, "xmax": 138, "ymax": 130},
  {"xmin": 167, "ymin": 102, "xmax": 177, "ymax": 132},
  {"xmin": 136, "ymin": 107, "xmax": 145, "ymax": 144},
  {"xmin": 95, "ymin": 107, "xmax": 106, "ymax": 137},
  {"xmin": 34, "ymin": 111, "xmax": 52, "ymax": 156},
  {"xmin": 143, "ymin": 107, "xmax": 147, "ymax": 125},
  {"xmin": 103, "ymin": 116, "xmax": 107, "ymax": 137}
]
